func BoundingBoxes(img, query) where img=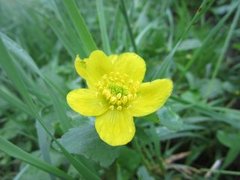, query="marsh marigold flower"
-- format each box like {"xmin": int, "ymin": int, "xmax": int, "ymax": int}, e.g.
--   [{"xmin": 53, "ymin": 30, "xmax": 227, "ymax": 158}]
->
[{"xmin": 67, "ymin": 50, "xmax": 173, "ymax": 146}]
